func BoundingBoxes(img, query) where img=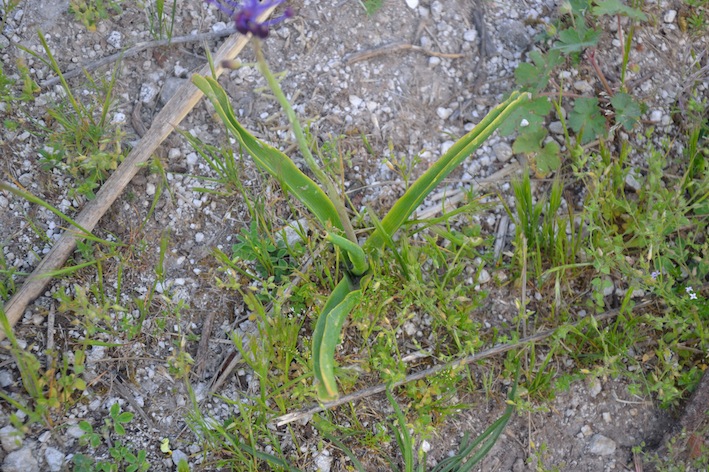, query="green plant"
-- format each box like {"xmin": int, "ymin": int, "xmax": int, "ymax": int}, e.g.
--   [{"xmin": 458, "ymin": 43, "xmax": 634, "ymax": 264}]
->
[
  {"xmin": 69, "ymin": 0, "xmax": 123, "ymax": 31},
  {"xmin": 359, "ymin": 0, "xmax": 384, "ymax": 15},
  {"xmin": 193, "ymin": 41, "xmax": 528, "ymax": 401},
  {"xmin": 141, "ymin": 0, "xmax": 178, "ymax": 41},
  {"xmin": 27, "ymin": 31, "xmax": 125, "ymax": 199},
  {"xmin": 74, "ymin": 403, "xmax": 150, "ymax": 472}
]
